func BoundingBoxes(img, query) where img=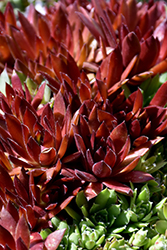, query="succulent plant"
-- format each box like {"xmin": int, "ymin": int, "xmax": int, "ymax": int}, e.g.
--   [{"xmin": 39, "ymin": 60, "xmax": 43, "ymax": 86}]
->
[
  {"xmin": 62, "ymin": 87, "xmax": 166, "ymax": 198},
  {"xmin": 0, "ymin": 0, "xmax": 166, "ymax": 90},
  {"xmin": 38, "ymin": 183, "xmax": 167, "ymax": 249},
  {"xmin": 0, "ymin": 0, "xmax": 166, "ymax": 248}
]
